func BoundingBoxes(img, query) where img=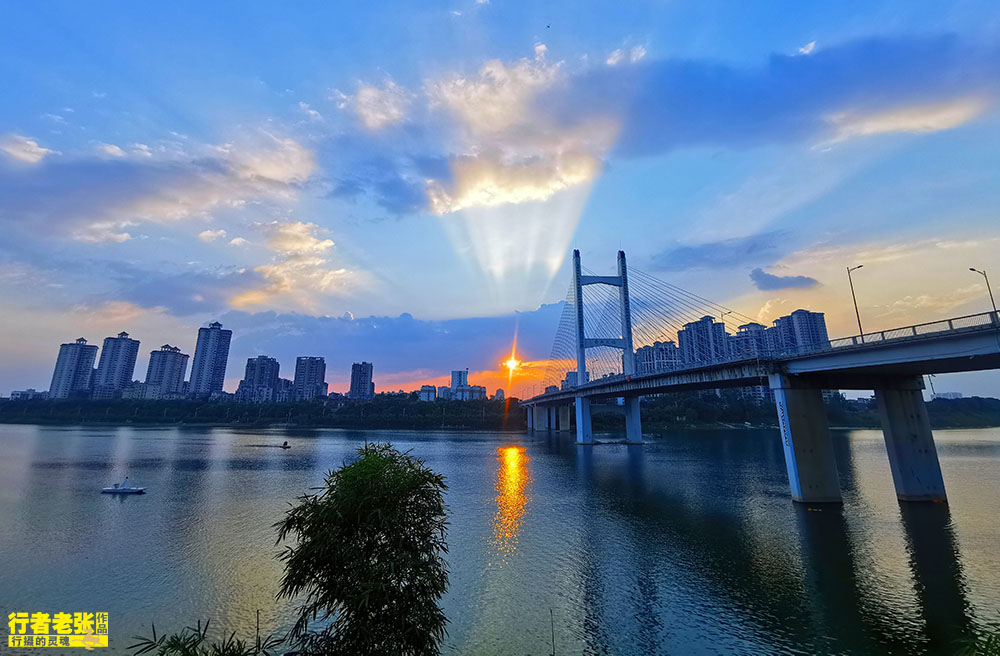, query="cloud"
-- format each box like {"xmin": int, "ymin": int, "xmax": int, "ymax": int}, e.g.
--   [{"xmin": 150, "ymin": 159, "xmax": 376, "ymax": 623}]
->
[
  {"xmin": 607, "ymin": 45, "xmax": 646, "ymax": 66},
  {"xmin": 229, "ymin": 221, "xmax": 364, "ymax": 312},
  {"xmin": 825, "ymin": 97, "xmax": 986, "ymax": 142},
  {"xmin": 544, "ymin": 35, "xmax": 1000, "ymax": 157},
  {"xmin": 427, "ymin": 45, "xmax": 561, "ymax": 135},
  {"xmin": 749, "ymin": 267, "xmax": 818, "ymax": 290},
  {"xmin": 0, "ymin": 131, "xmax": 316, "ymax": 242},
  {"xmin": 1, "ymin": 135, "xmax": 53, "ymax": 164},
  {"xmin": 298, "ymin": 101, "xmax": 323, "ymax": 121},
  {"xmin": 652, "ymin": 231, "xmax": 785, "ymax": 271},
  {"xmin": 798, "ymin": 41, "xmax": 816, "ymax": 55},
  {"xmin": 198, "ymin": 229, "xmax": 228, "ymax": 242},
  {"xmin": 229, "ymin": 237, "xmax": 248, "ymax": 246},
  {"xmin": 427, "ymin": 151, "xmax": 600, "ymax": 214},
  {"xmin": 98, "ymin": 143, "xmax": 126, "ymax": 158},
  {"xmin": 343, "ymin": 81, "xmax": 412, "ymax": 130}
]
